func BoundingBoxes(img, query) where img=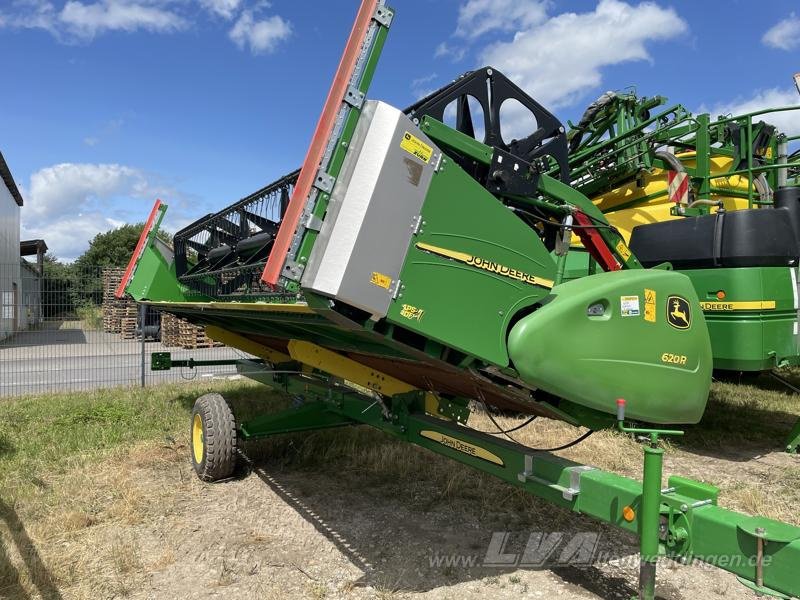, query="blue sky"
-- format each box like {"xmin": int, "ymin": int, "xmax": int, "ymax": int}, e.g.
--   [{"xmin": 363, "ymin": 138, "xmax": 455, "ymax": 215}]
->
[{"xmin": 1, "ymin": 0, "xmax": 799, "ymax": 260}]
